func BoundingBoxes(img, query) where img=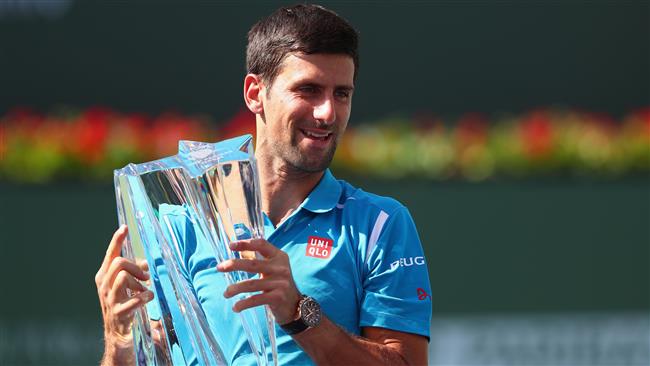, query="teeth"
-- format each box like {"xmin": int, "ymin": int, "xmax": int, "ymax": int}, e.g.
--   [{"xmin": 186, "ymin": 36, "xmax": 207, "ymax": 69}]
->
[{"xmin": 304, "ymin": 130, "xmax": 330, "ymax": 138}]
